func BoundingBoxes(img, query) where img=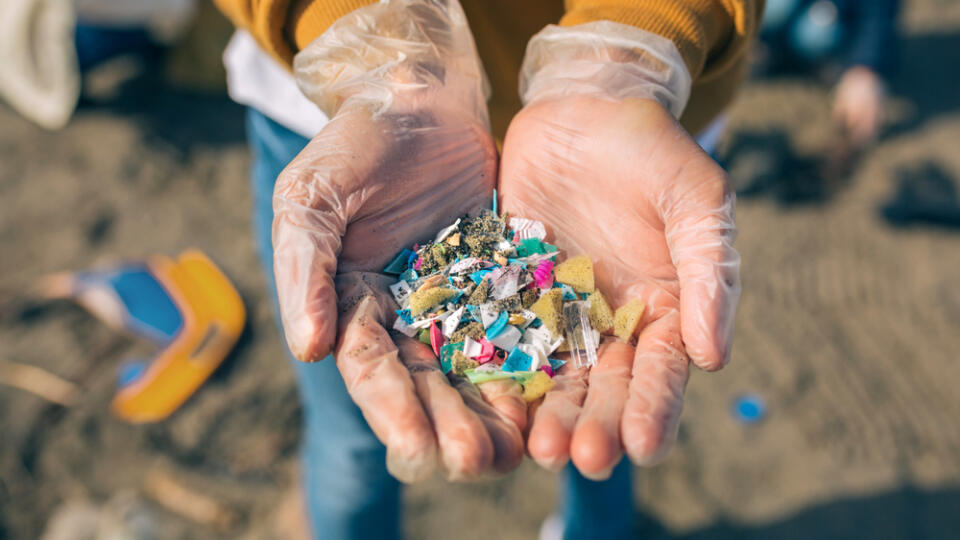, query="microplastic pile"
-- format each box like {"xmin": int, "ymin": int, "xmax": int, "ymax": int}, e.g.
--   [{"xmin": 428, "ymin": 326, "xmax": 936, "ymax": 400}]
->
[{"xmin": 384, "ymin": 208, "xmax": 646, "ymax": 402}]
